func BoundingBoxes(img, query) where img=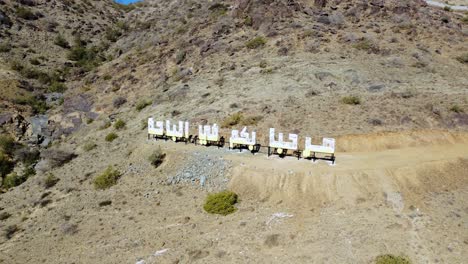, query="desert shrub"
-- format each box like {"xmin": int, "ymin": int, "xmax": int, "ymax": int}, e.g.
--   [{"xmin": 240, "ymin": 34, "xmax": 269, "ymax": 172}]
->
[
  {"xmin": 29, "ymin": 58, "xmax": 41, "ymax": 65},
  {"xmin": 4, "ymin": 225, "xmax": 18, "ymax": 239},
  {"xmin": 44, "ymin": 173, "xmax": 59, "ymax": 188},
  {"xmin": 48, "ymin": 81, "xmax": 67, "ymax": 93},
  {"xmin": 353, "ymin": 39, "xmax": 373, "ymax": 50},
  {"xmin": 175, "ymin": 50, "xmax": 186, "ymax": 64},
  {"xmin": 99, "ymin": 121, "xmax": 112, "ymax": 130},
  {"xmin": 0, "ymin": 152, "xmax": 15, "ymax": 178},
  {"xmin": 114, "ymin": 119, "xmax": 126, "ymax": 130},
  {"xmin": 241, "ymin": 115, "xmax": 263, "ymax": 126},
  {"xmin": 244, "ymin": 16, "xmax": 253, "ymax": 26},
  {"xmin": 462, "ymin": 15, "xmax": 468, "ymax": 24},
  {"xmin": 93, "ymin": 166, "xmax": 121, "ymax": 190},
  {"xmin": 246, "ymin": 37, "xmax": 267, "ymax": 49},
  {"xmin": 40, "ymin": 149, "xmax": 77, "ymax": 168},
  {"xmin": 375, "ymin": 254, "xmax": 411, "ymax": 264},
  {"xmin": 449, "ymin": 105, "xmax": 464, "ymax": 113},
  {"xmin": 14, "ymin": 95, "xmax": 48, "ymax": 114},
  {"xmin": 221, "ymin": 113, "xmax": 263, "ymax": 128},
  {"xmin": 148, "ymin": 147, "xmax": 166, "ymax": 168},
  {"xmin": 82, "ymin": 142, "xmax": 97, "ymax": 152},
  {"xmin": 54, "ymin": 34, "xmax": 69, "ymax": 48},
  {"xmin": 15, "ymin": 7, "xmax": 37, "ymax": 20},
  {"xmin": 105, "ymin": 132, "xmax": 118, "ymax": 142},
  {"xmin": 0, "ymin": 135, "xmax": 16, "ymax": 155},
  {"xmin": 341, "ymin": 96, "xmax": 361, "ymax": 105},
  {"xmin": 67, "ymin": 37, "xmax": 103, "ymax": 72},
  {"xmin": 14, "ymin": 148, "xmax": 40, "ymax": 166},
  {"xmin": 0, "ymin": 212, "xmax": 11, "ymax": 221},
  {"xmin": 455, "ymin": 53, "xmax": 468, "ymax": 64},
  {"xmin": 221, "ymin": 112, "xmax": 243, "ymax": 128},
  {"xmin": 105, "ymin": 27, "xmax": 122, "ymax": 42},
  {"xmin": 0, "ymin": 43, "xmax": 12, "ymax": 53},
  {"xmin": 3, "ymin": 172, "xmax": 27, "ymax": 189},
  {"xmin": 209, "ymin": 3, "xmax": 228, "ymax": 17},
  {"xmin": 103, "ymin": 74, "xmax": 112, "ymax": 80},
  {"xmin": 113, "ymin": 97, "xmax": 127, "ymax": 108},
  {"xmin": 443, "ymin": 6, "xmax": 451, "ymax": 12},
  {"xmin": 136, "ymin": 100, "xmax": 151, "ymax": 111},
  {"xmin": 203, "ymin": 190, "xmax": 238, "ymax": 216}
]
